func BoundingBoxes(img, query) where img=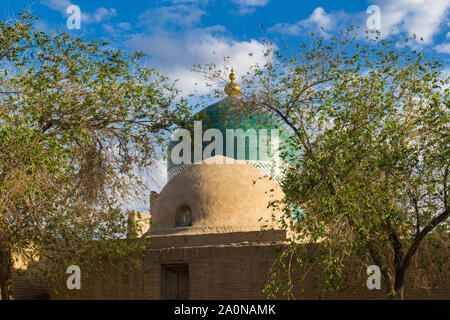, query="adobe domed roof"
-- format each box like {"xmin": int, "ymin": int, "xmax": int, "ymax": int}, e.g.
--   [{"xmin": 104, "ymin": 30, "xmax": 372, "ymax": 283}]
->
[{"xmin": 150, "ymin": 156, "xmax": 284, "ymax": 235}]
